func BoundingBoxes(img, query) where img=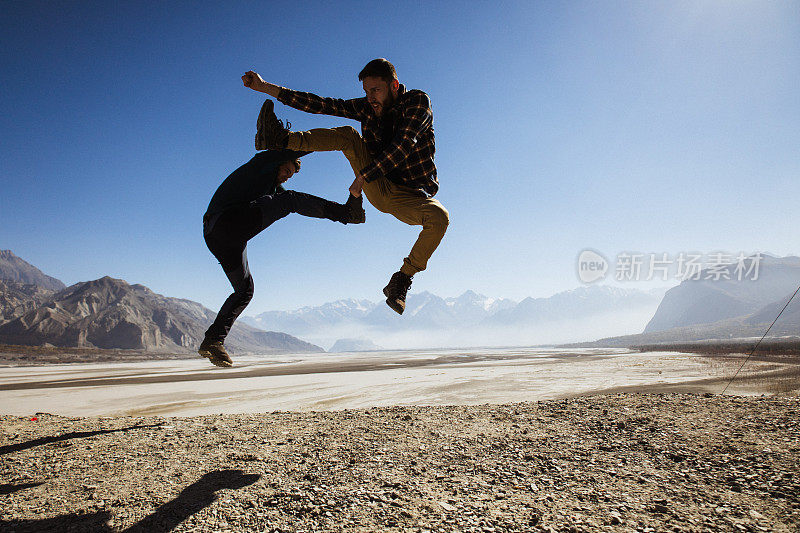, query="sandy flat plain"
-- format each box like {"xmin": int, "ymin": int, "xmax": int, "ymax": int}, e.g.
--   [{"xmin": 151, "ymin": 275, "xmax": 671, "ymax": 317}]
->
[{"xmin": 1, "ymin": 348, "xmax": 795, "ymax": 417}]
